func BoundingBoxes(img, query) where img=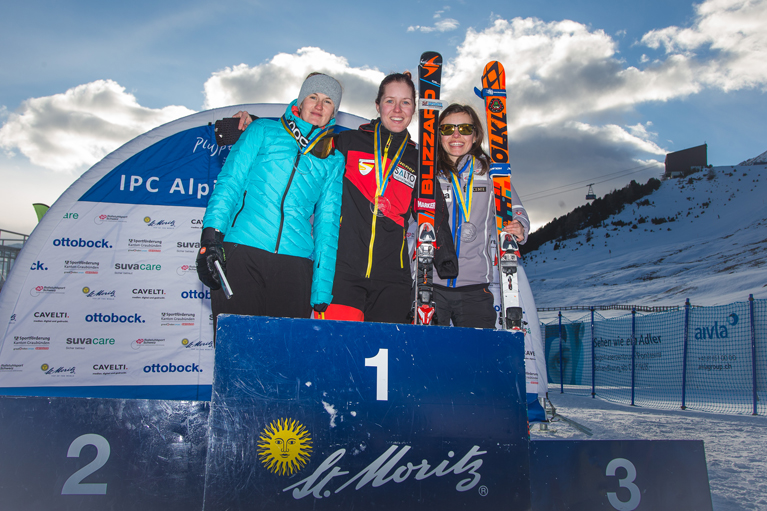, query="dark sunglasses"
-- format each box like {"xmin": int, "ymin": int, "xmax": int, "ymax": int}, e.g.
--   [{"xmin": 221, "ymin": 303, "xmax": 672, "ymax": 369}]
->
[{"xmin": 439, "ymin": 123, "xmax": 475, "ymax": 136}]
